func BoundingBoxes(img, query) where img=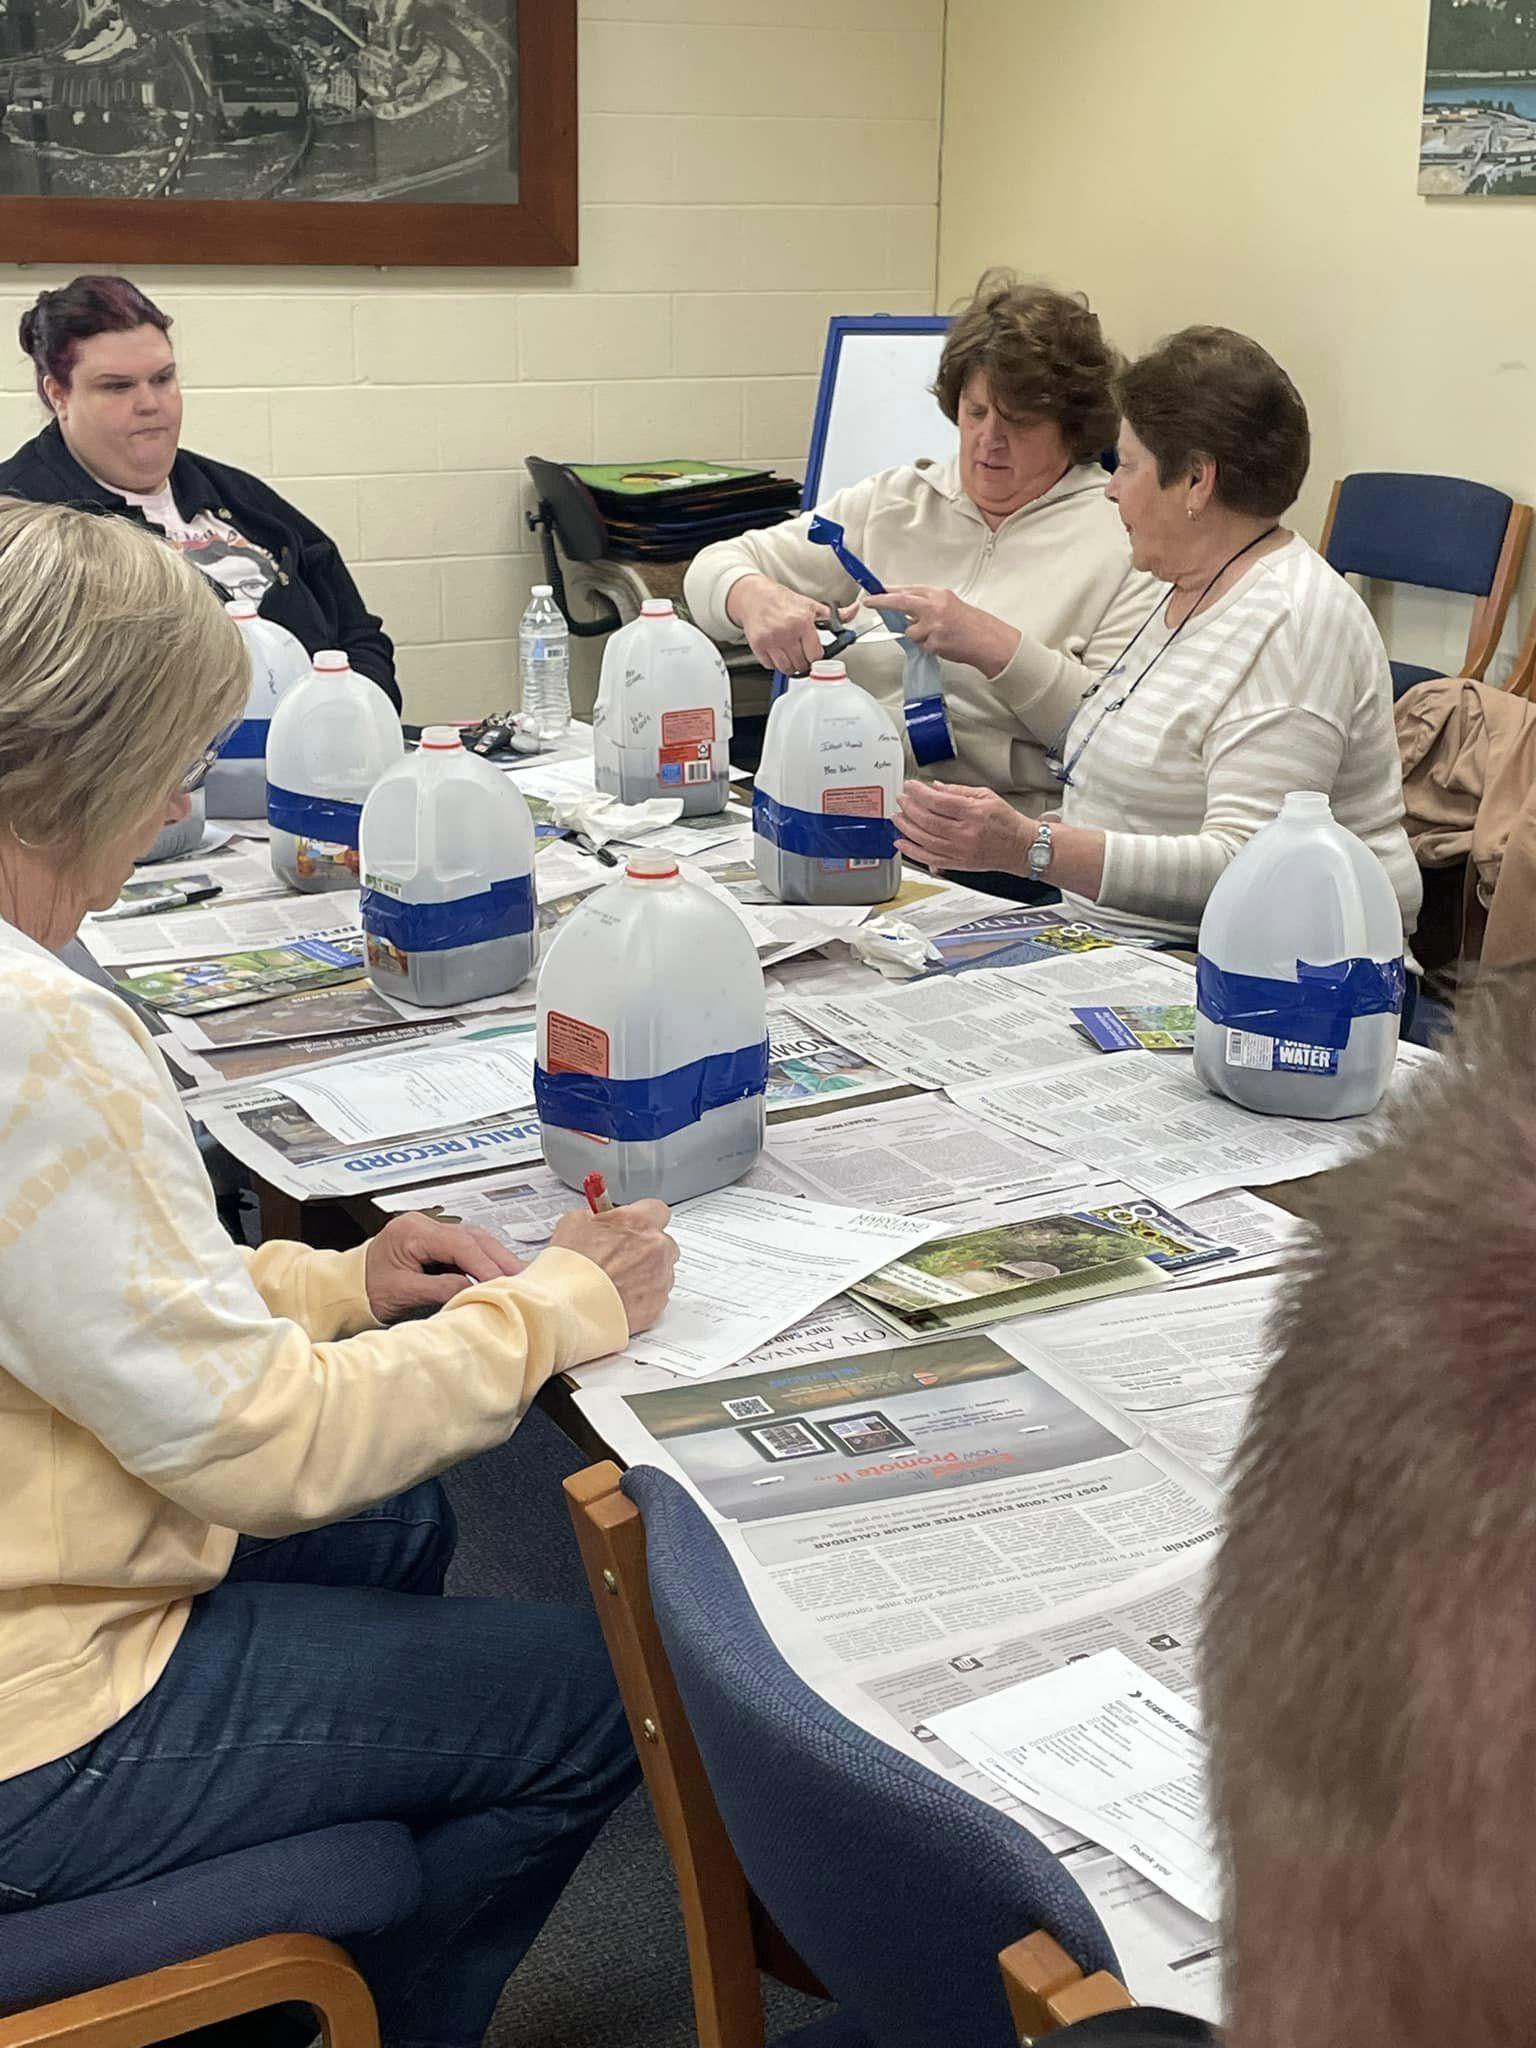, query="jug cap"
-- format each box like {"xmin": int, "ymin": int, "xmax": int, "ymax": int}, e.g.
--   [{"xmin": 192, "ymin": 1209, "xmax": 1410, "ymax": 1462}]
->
[
  {"xmin": 419, "ymin": 726, "xmax": 464, "ymax": 751},
  {"xmin": 1282, "ymin": 790, "xmax": 1331, "ymax": 814},
  {"xmin": 224, "ymin": 598, "xmax": 258, "ymax": 621},
  {"xmin": 313, "ymin": 649, "xmax": 349, "ymax": 673},
  {"xmin": 531, "ymin": 583, "xmax": 553, "ymax": 597},
  {"xmin": 640, "ymin": 598, "xmax": 675, "ymax": 617},
  {"xmin": 625, "ymin": 853, "xmax": 680, "ymax": 883},
  {"xmin": 809, "ymin": 659, "xmax": 847, "ymax": 682}
]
